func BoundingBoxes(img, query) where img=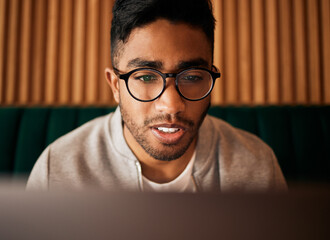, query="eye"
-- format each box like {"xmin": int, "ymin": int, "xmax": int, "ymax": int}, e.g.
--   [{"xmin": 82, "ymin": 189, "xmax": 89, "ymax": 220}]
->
[
  {"xmin": 181, "ymin": 74, "xmax": 203, "ymax": 83},
  {"xmin": 138, "ymin": 75, "xmax": 156, "ymax": 82},
  {"xmin": 132, "ymin": 74, "xmax": 158, "ymax": 83},
  {"xmin": 131, "ymin": 71, "xmax": 160, "ymax": 83}
]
